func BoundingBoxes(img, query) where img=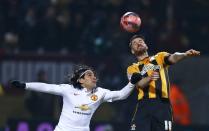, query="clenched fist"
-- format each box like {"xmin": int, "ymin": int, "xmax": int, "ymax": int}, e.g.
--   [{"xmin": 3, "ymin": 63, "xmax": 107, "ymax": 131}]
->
[{"xmin": 185, "ymin": 49, "xmax": 200, "ymax": 57}]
